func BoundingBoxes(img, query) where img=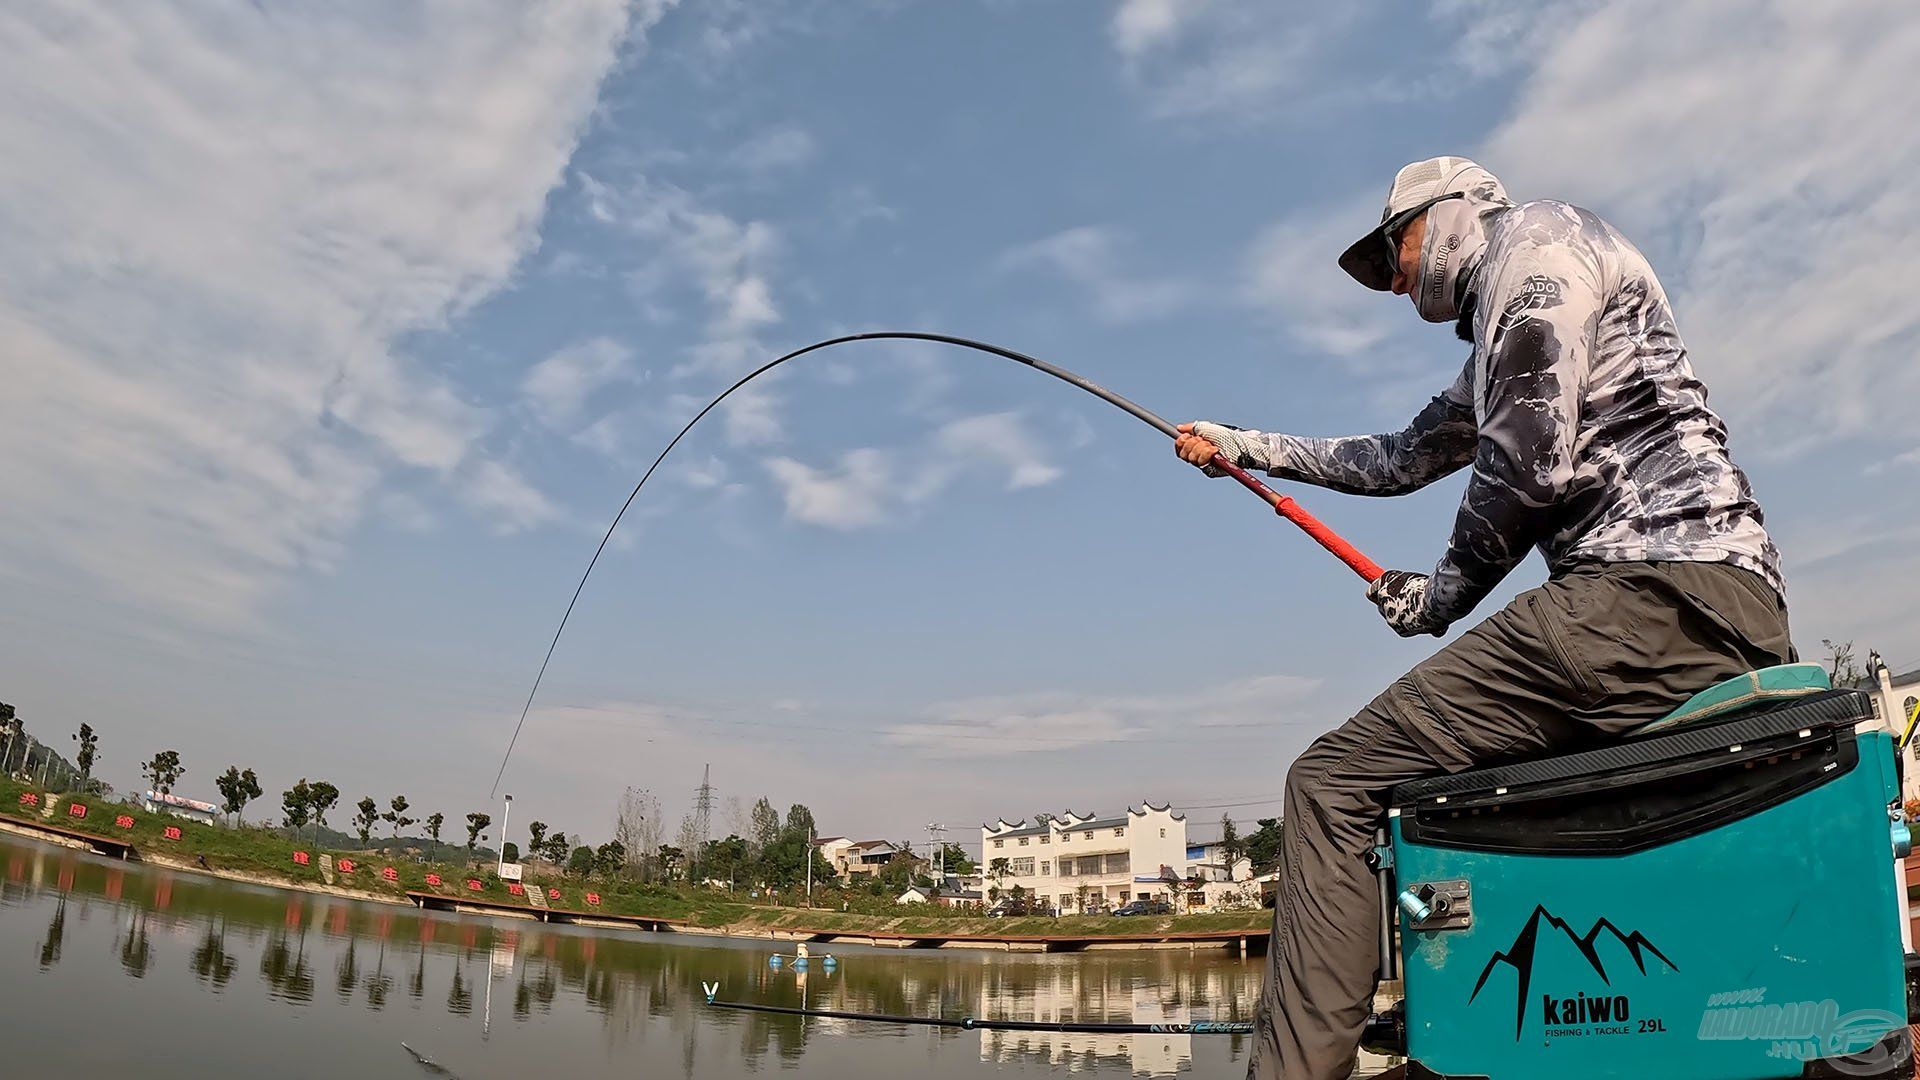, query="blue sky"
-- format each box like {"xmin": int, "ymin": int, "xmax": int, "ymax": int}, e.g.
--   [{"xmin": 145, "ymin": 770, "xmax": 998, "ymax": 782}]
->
[{"xmin": 3, "ymin": 1, "xmax": 1917, "ymax": 855}]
